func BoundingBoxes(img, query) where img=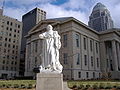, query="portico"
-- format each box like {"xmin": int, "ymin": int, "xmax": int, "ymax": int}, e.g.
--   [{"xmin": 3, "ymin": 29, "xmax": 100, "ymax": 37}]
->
[{"xmin": 99, "ymin": 30, "xmax": 120, "ymax": 79}]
